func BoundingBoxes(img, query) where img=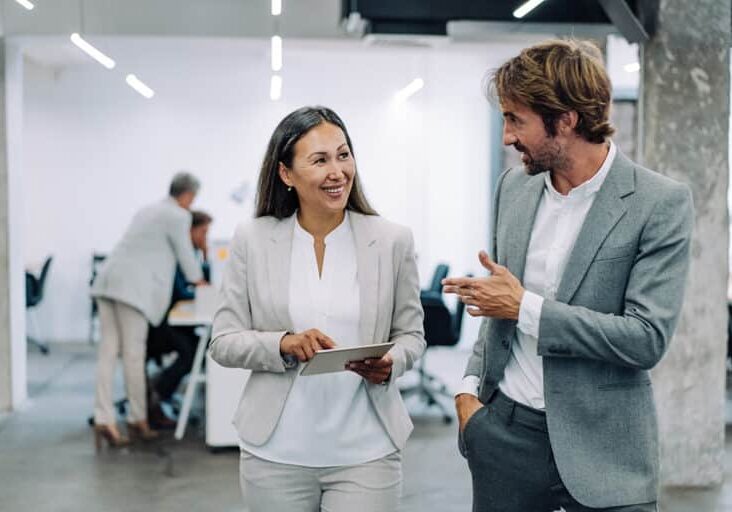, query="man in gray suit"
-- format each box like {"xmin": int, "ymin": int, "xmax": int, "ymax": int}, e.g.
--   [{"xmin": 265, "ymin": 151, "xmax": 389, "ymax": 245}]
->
[
  {"xmin": 443, "ymin": 39, "xmax": 693, "ymax": 511},
  {"xmin": 91, "ymin": 172, "xmax": 206, "ymax": 444}
]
